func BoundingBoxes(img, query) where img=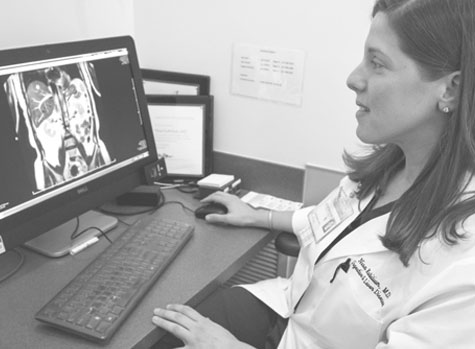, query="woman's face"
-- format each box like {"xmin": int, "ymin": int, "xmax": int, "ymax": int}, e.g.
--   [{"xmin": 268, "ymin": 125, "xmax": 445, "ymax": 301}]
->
[{"xmin": 346, "ymin": 12, "xmax": 445, "ymax": 150}]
